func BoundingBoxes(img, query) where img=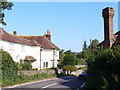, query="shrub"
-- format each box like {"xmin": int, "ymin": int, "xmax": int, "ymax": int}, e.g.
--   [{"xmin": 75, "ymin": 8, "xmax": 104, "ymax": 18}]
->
[
  {"xmin": 62, "ymin": 65, "xmax": 77, "ymax": 75},
  {"xmin": 18, "ymin": 59, "xmax": 32, "ymax": 70},
  {"xmin": 1, "ymin": 50, "xmax": 18, "ymax": 86},
  {"xmin": 63, "ymin": 53, "xmax": 76, "ymax": 66}
]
